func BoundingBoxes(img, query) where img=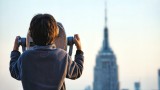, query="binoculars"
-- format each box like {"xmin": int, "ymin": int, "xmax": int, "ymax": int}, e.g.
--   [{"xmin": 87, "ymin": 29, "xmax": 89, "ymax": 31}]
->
[
  {"xmin": 18, "ymin": 22, "xmax": 75, "ymax": 56},
  {"xmin": 18, "ymin": 36, "xmax": 75, "ymax": 56}
]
